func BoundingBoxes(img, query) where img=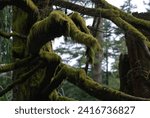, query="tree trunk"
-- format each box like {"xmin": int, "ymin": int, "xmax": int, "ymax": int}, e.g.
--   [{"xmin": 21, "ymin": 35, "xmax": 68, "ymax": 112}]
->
[
  {"xmin": 122, "ymin": 13, "xmax": 150, "ymax": 98},
  {"xmin": 119, "ymin": 54, "xmax": 132, "ymax": 94},
  {"xmin": 91, "ymin": 3, "xmax": 103, "ymax": 83},
  {"xmin": 12, "ymin": 1, "xmax": 58, "ymax": 100}
]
